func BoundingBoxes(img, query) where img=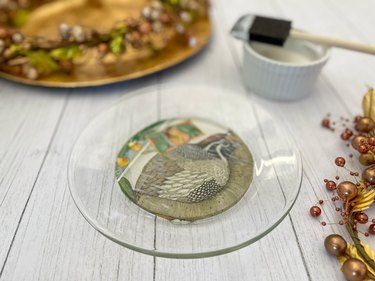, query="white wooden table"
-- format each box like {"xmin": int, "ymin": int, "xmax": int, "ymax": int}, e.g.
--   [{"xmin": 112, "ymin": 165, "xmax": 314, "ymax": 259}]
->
[{"xmin": 1, "ymin": 0, "xmax": 375, "ymax": 280}]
